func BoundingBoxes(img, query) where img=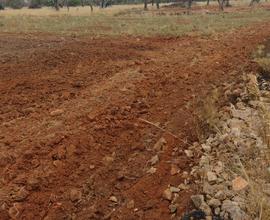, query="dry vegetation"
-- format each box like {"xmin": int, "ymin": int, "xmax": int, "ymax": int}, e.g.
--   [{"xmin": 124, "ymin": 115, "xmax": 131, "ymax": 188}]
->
[{"xmin": 0, "ymin": 4, "xmax": 270, "ymax": 36}]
